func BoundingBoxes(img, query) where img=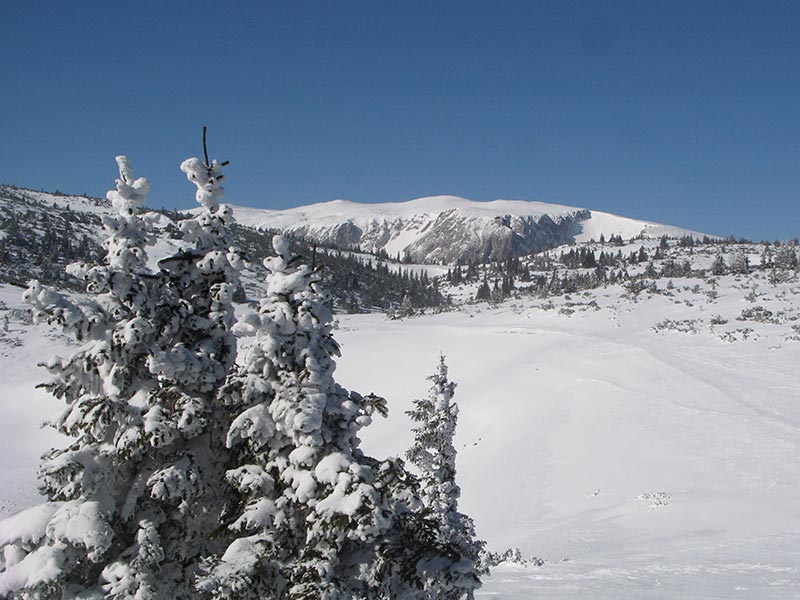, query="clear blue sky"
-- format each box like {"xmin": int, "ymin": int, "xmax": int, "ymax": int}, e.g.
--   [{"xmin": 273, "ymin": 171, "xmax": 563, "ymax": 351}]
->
[{"xmin": 2, "ymin": 1, "xmax": 799, "ymax": 240}]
